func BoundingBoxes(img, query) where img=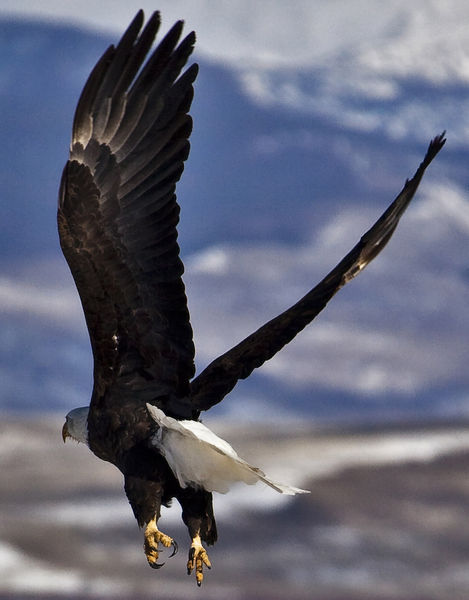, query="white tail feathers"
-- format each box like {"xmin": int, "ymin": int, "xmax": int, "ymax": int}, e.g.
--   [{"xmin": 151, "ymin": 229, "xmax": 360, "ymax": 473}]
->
[{"xmin": 146, "ymin": 403, "xmax": 309, "ymax": 496}]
